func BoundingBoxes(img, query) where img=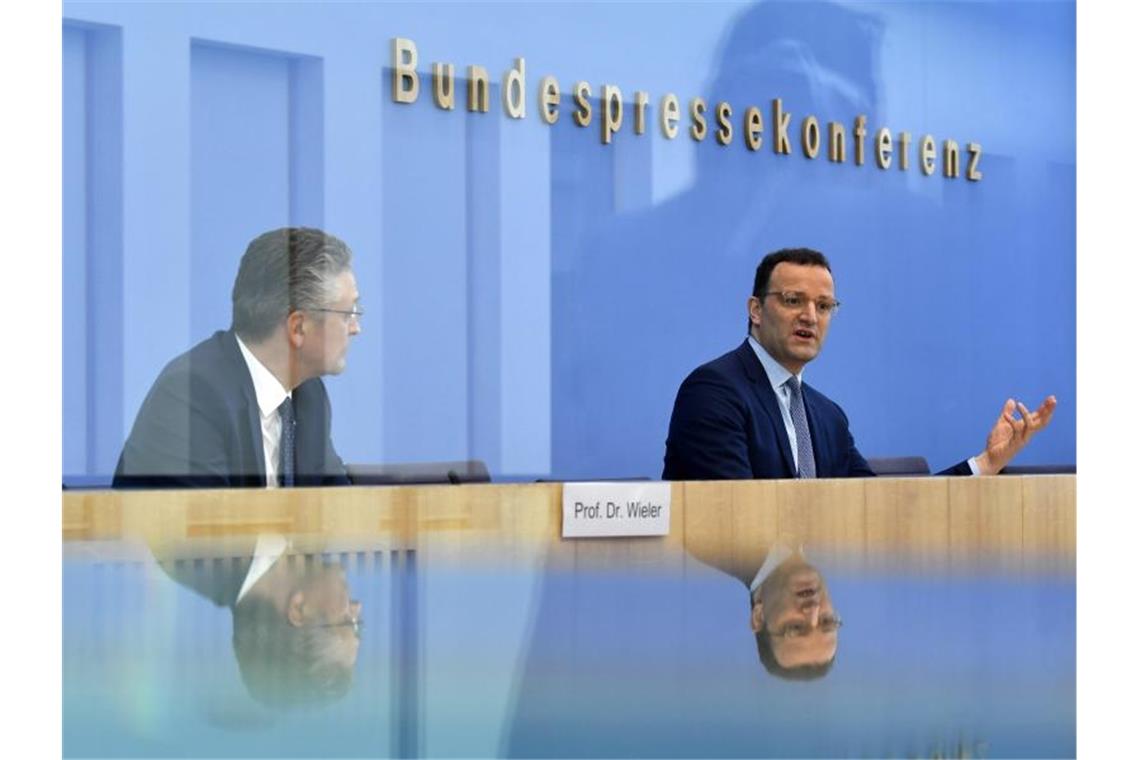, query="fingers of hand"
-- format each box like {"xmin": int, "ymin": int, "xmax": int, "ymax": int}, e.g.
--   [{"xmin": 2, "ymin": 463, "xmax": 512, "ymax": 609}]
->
[
  {"xmin": 1036, "ymin": 396, "xmax": 1058, "ymax": 426},
  {"xmin": 1014, "ymin": 402, "xmax": 1032, "ymax": 438},
  {"xmin": 997, "ymin": 398, "xmax": 1017, "ymax": 434}
]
